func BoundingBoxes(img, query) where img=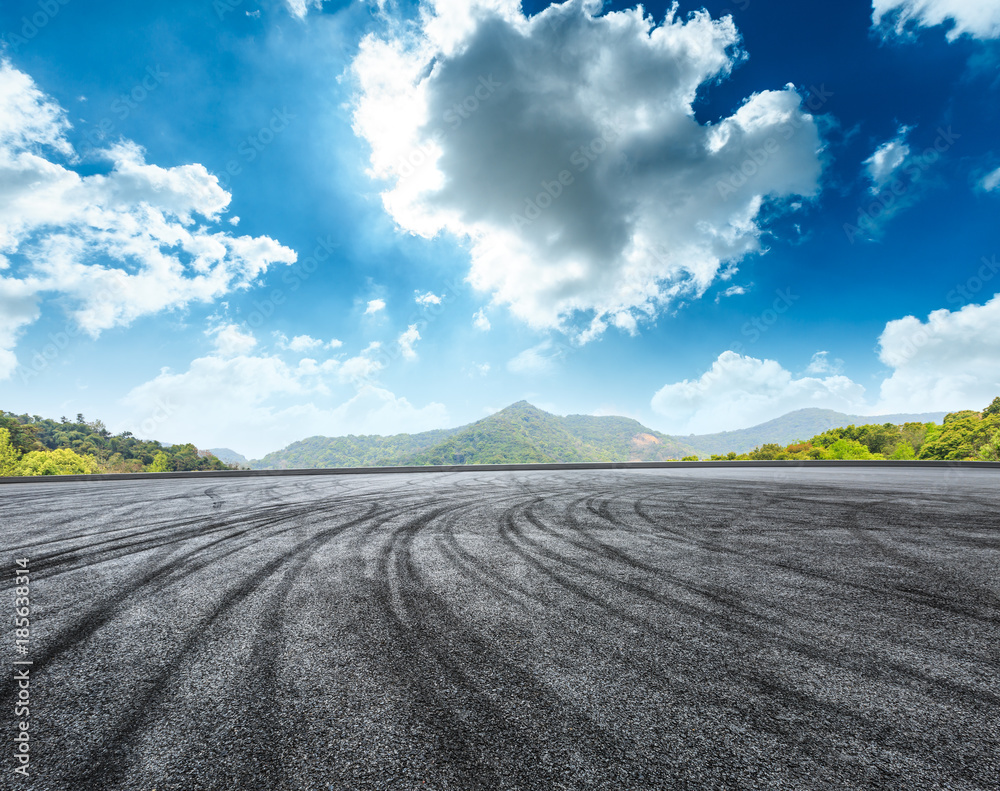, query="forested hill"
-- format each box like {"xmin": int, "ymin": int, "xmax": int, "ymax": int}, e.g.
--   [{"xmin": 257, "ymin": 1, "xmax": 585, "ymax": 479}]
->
[
  {"xmin": 251, "ymin": 402, "xmax": 695, "ymax": 468},
  {"xmin": 251, "ymin": 426, "xmax": 463, "ymax": 470},
  {"xmin": 0, "ymin": 412, "xmax": 232, "ymax": 475}
]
